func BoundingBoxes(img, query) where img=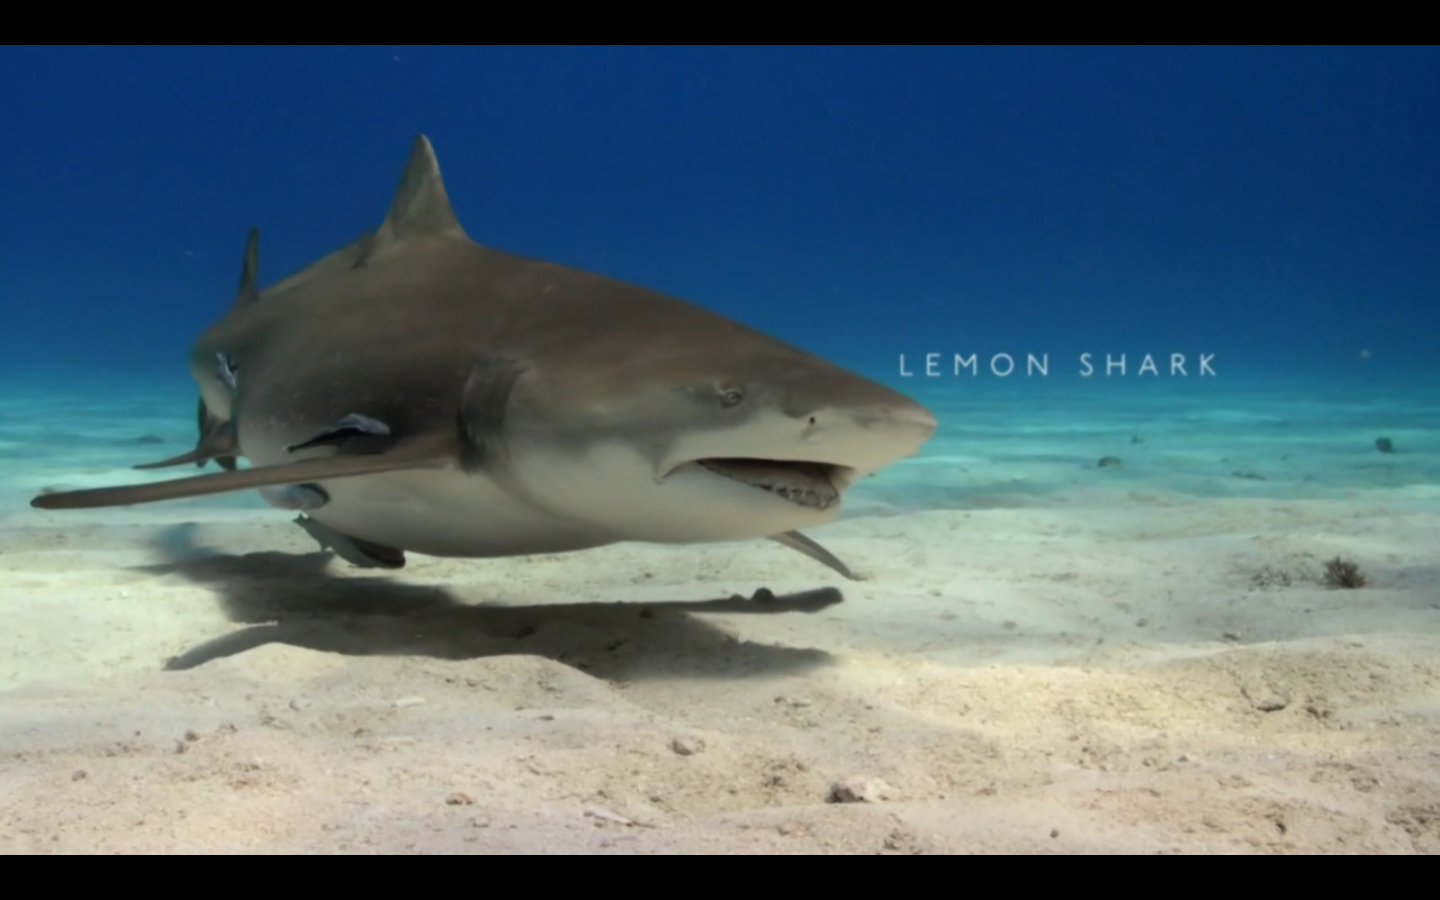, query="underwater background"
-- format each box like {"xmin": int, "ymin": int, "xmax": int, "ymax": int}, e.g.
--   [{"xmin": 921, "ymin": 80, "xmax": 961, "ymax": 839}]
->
[
  {"xmin": 1, "ymin": 46, "xmax": 1438, "ymax": 854},
  {"xmin": 5, "ymin": 45, "xmax": 1438, "ymax": 386}
]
